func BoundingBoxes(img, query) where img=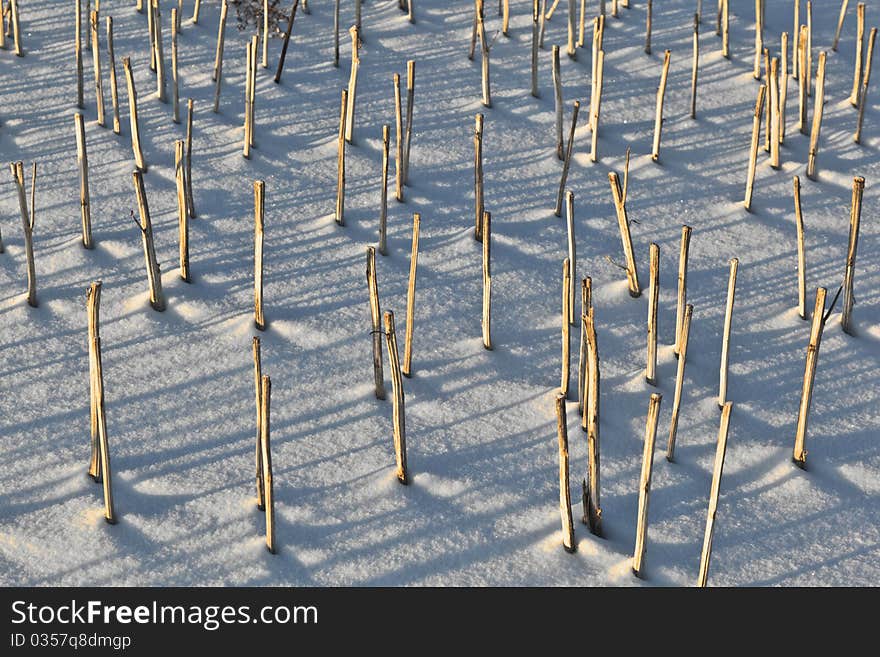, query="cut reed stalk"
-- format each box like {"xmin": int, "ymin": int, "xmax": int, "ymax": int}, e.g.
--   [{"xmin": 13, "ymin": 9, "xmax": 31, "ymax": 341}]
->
[
  {"xmin": 806, "ymin": 52, "xmax": 826, "ymax": 180},
  {"xmin": 646, "ymin": 243, "xmax": 659, "ymax": 385},
  {"xmin": 254, "ymin": 180, "xmax": 266, "ymax": 330},
  {"xmin": 384, "ymin": 311, "xmax": 409, "ymax": 484},
  {"xmin": 841, "ymin": 177, "xmax": 865, "ymax": 334},
  {"xmin": 556, "ymin": 393, "xmax": 576, "ymax": 552},
  {"xmin": 609, "ymin": 172, "xmax": 640, "ymax": 297},
  {"xmin": 793, "ymin": 177, "xmax": 807, "ymax": 319},
  {"xmin": 718, "ymin": 258, "xmax": 738, "ymax": 408},
  {"xmin": 652, "ymin": 51, "xmax": 672, "ymax": 162},
  {"xmin": 666, "ymin": 303, "xmax": 693, "ymax": 461},
  {"xmin": 554, "ymin": 101, "xmax": 580, "ymax": 217},
  {"xmin": 107, "ymin": 16, "xmax": 120, "ymax": 134},
  {"xmin": 697, "ymin": 401, "xmax": 733, "ymax": 587},
  {"xmin": 793, "ymin": 287, "xmax": 827, "ymax": 467},
  {"xmin": 482, "ymin": 211, "xmax": 493, "ymax": 350},
  {"xmin": 132, "ymin": 171, "xmax": 164, "ymax": 311},
  {"xmin": 561, "ymin": 258, "xmax": 571, "ymax": 397},
  {"xmin": 337, "ymin": 89, "xmax": 348, "ymax": 224},
  {"xmin": 744, "ymin": 84, "xmax": 767, "ymax": 211},
  {"xmin": 260, "ymin": 375, "xmax": 275, "ymax": 553},
  {"xmin": 403, "ymin": 214, "xmax": 420, "ymax": 376},
  {"xmin": 633, "ymin": 393, "xmax": 662, "ymax": 577},
  {"xmin": 253, "ymin": 336, "xmax": 264, "ymax": 509},
  {"xmin": 74, "ymin": 113, "xmax": 93, "ymax": 250},
  {"xmin": 366, "ymin": 247, "xmax": 386, "ymax": 399},
  {"xmin": 855, "ymin": 28, "xmax": 878, "ymax": 143},
  {"xmin": 674, "ymin": 225, "xmax": 692, "ymax": 357},
  {"xmin": 123, "ymin": 58, "xmax": 147, "ymax": 171}
]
